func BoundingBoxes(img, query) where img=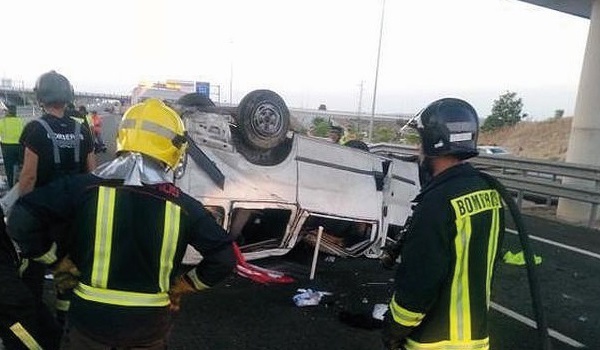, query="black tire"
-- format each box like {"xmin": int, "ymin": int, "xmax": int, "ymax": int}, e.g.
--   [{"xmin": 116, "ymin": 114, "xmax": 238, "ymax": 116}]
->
[
  {"xmin": 177, "ymin": 93, "xmax": 216, "ymax": 108},
  {"xmin": 235, "ymin": 90, "xmax": 290, "ymax": 150},
  {"xmin": 231, "ymin": 127, "xmax": 293, "ymax": 166},
  {"xmin": 343, "ymin": 140, "xmax": 370, "ymax": 152}
]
